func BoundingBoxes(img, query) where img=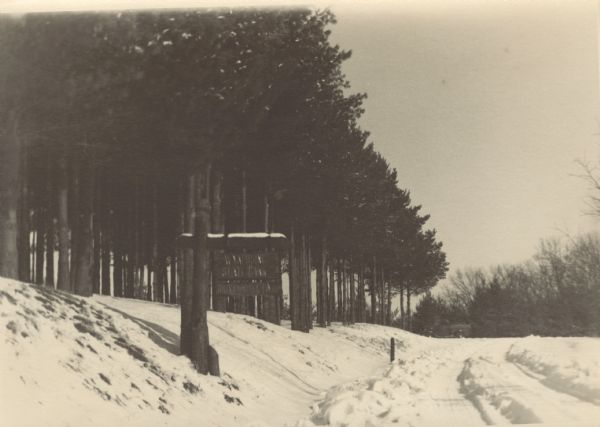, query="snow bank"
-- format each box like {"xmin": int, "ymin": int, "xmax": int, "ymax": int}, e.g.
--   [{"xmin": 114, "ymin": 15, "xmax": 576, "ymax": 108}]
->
[
  {"xmin": 5, "ymin": 277, "xmax": 598, "ymax": 427},
  {"xmin": 0, "ymin": 278, "xmax": 246, "ymax": 427},
  {"xmin": 301, "ymin": 339, "xmax": 489, "ymax": 427},
  {"xmin": 0, "ymin": 278, "xmax": 400, "ymax": 427},
  {"xmin": 507, "ymin": 336, "xmax": 600, "ymax": 404}
]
